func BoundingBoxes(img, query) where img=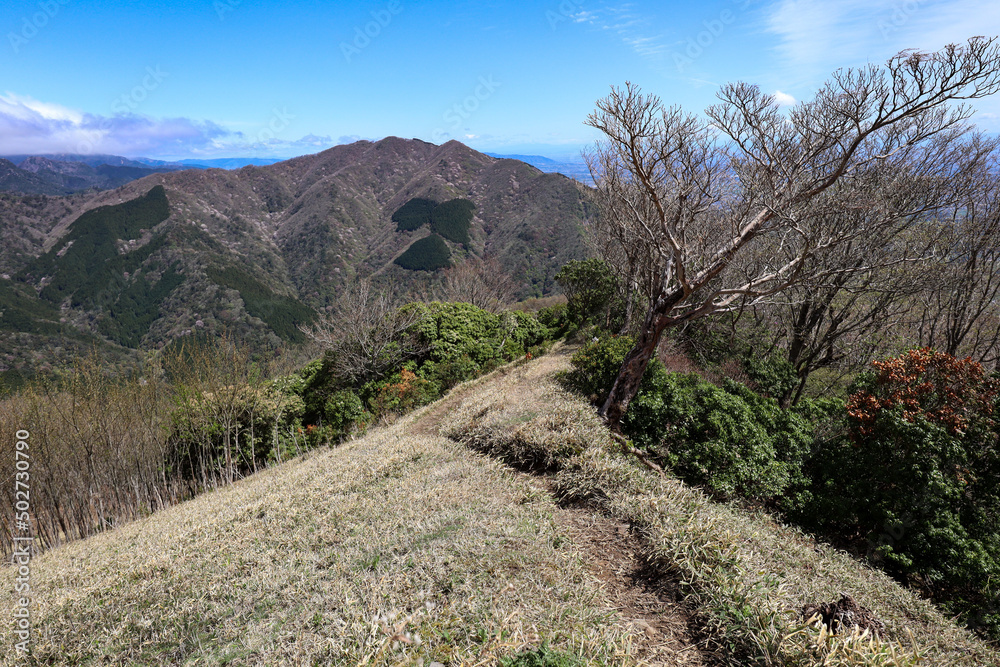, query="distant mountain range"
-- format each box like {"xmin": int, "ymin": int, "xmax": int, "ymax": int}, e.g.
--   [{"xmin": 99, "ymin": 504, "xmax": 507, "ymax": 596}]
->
[
  {"xmin": 0, "ymin": 150, "xmax": 590, "ymax": 196},
  {"xmin": 0, "ymin": 137, "xmax": 594, "ymax": 387},
  {"xmin": 0, "ymin": 154, "xmax": 293, "ymax": 195},
  {"xmin": 486, "ymin": 153, "xmax": 592, "ymax": 185}
]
